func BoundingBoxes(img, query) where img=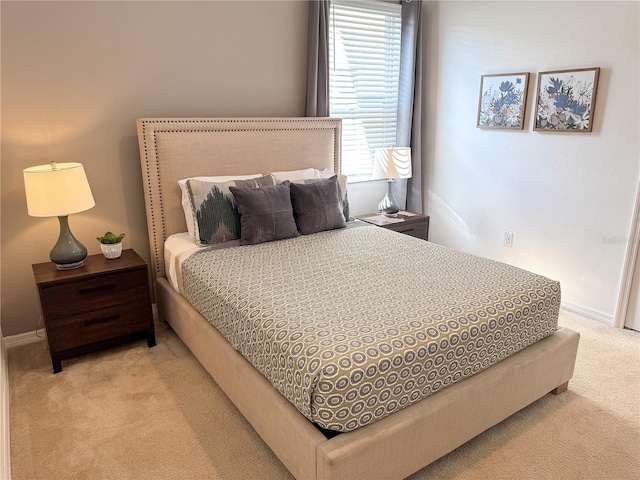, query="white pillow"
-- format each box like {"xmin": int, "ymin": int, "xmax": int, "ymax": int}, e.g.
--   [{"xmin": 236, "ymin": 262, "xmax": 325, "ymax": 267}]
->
[
  {"xmin": 269, "ymin": 168, "xmax": 348, "ymax": 221},
  {"xmin": 318, "ymin": 168, "xmax": 337, "ymax": 179},
  {"xmin": 178, "ymin": 174, "xmax": 261, "ymax": 238},
  {"xmin": 269, "ymin": 168, "xmax": 325, "ymax": 181}
]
